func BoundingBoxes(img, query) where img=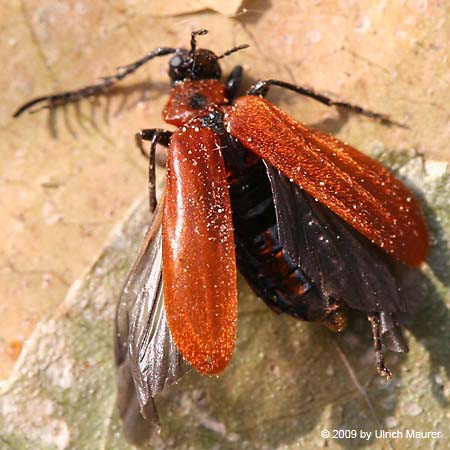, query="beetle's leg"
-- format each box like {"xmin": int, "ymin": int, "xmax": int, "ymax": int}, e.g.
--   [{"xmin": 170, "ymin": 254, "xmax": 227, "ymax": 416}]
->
[
  {"xmin": 225, "ymin": 65, "xmax": 243, "ymax": 101},
  {"xmin": 135, "ymin": 129, "xmax": 172, "ymax": 213},
  {"xmin": 13, "ymin": 47, "xmax": 177, "ymax": 118},
  {"xmin": 368, "ymin": 312, "xmax": 392, "ymax": 380},
  {"xmin": 247, "ymin": 79, "xmax": 401, "ymax": 126}
]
